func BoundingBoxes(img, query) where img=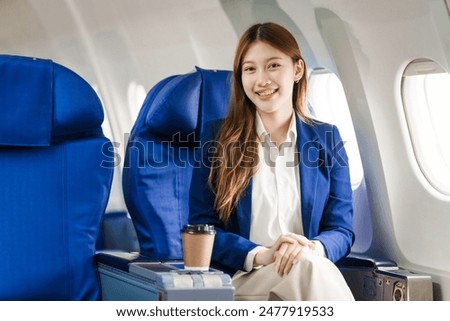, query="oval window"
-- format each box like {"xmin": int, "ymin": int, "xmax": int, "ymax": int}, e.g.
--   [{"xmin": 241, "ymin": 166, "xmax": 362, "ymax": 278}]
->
[
  {"xmin": 402, "ymin": 59, "xmax": 450, "ymax": 195},
  {"xmin": 308, "ymin": 69, "xmax": 364, "ymax": 189}
]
